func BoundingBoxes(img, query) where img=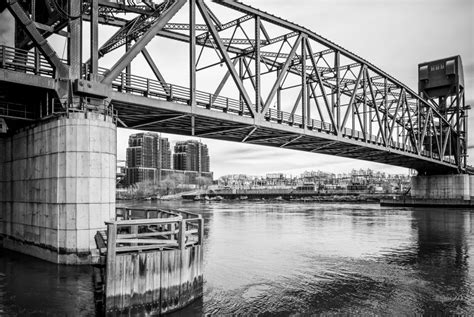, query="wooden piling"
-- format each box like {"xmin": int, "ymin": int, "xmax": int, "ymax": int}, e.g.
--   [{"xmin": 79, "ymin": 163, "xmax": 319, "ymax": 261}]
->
[{"xmin": 101, "ymin": 208, "xmax": 203, "ymax": 315}]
